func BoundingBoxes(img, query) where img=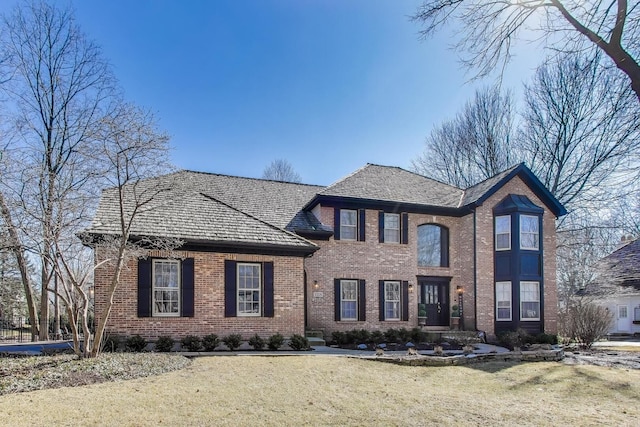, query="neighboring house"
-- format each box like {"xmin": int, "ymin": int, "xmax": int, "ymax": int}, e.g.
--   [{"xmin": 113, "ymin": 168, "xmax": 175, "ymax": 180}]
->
[
  {"xmin": 85, "ymin": 163, "xmax": 566, "ymax": 341},
  {"xmin": 596, "ymin": 238, "xmax": 640, "ymax": 336}
]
